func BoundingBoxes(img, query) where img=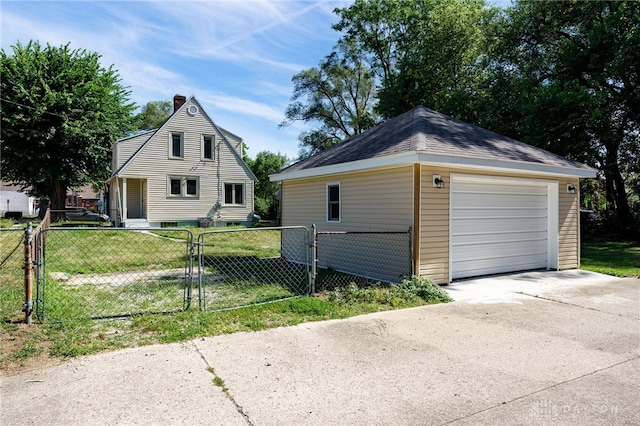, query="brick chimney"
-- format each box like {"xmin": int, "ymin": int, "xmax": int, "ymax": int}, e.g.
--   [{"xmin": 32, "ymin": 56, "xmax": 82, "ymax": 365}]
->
[{"xmin": 173, "ymin": 94, "xmax": 187, "ymax": 112}]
